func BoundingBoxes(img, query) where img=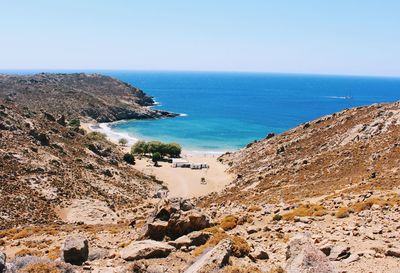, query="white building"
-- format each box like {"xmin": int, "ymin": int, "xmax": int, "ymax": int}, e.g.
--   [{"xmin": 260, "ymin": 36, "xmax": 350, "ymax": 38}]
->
[{"xmin": 171, "ymin": 158, "xmax": 191, "ymax": 168}]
